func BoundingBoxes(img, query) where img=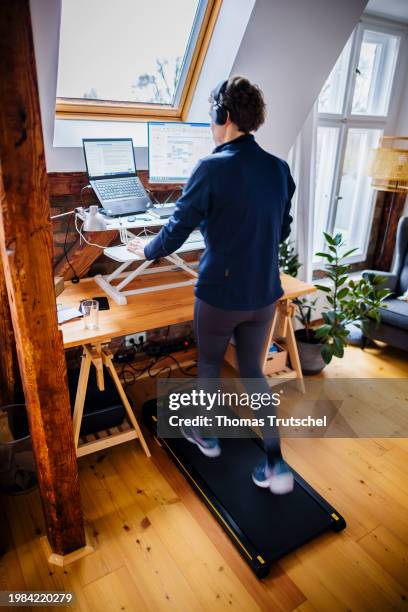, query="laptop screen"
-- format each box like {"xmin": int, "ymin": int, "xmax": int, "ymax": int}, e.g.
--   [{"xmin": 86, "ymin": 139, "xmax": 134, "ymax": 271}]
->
[{"xmin": 83, "ymin": 139, "xmax": 136, "ymax": 178}]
